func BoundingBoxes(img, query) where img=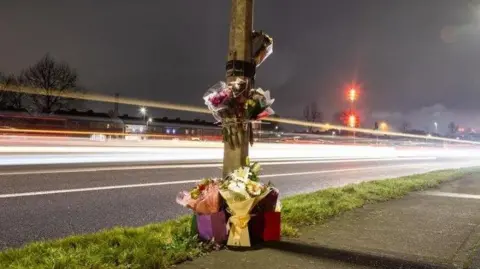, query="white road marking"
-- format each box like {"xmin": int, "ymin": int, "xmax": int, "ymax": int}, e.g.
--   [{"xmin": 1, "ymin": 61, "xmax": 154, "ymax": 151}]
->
[
  {"xmin": 263, "ymin": 163, "xmax": 428, "ymax": 178},
  {"xmin": 0, "ymin": 157, "xmax": 436, "ymax": 176},
  {"xmin": 0, "ymin": 163, "xmax": 435, "ymax": 199},
  {"xmin": 422, "ymin": 191, "xmax": 480, "ymax": 200},
  {"xmin": 0, "ymin": 180, "xmax": 199, "ymax": 199}
]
